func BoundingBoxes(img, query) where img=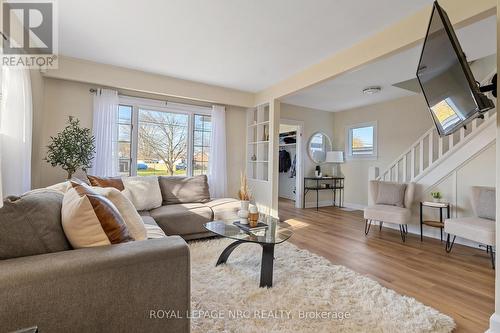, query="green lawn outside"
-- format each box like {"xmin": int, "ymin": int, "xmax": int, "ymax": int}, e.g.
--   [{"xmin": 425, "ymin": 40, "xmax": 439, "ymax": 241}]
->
[{"xmin": 137, "ymin": 168, "xmax": 186, "ymax": 176}]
